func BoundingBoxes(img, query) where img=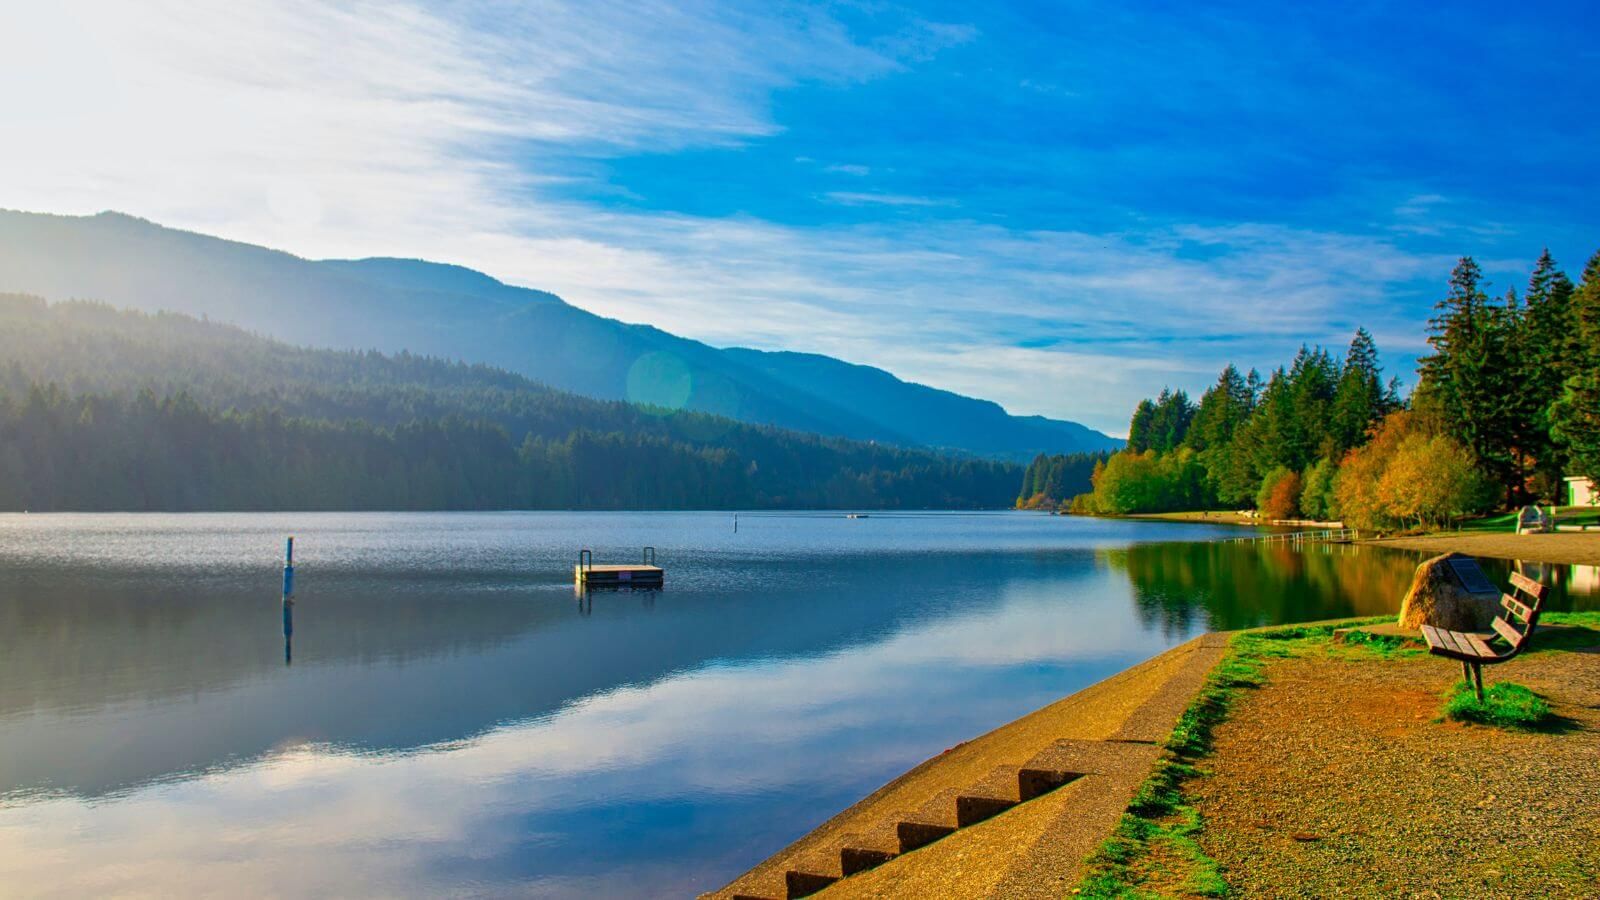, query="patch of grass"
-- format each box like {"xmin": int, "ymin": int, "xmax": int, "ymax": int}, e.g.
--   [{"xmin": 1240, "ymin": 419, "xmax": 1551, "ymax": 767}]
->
[
  {"xmin": 1442, "ymin": 680, "xmax": 1553, "ymax": 729},
  {"xmin": 1333, "ymin": 628, "xmax": 1425, "ymax": 659},
  {"xmin": 1454, "ymin": 505, "xmax": 1598, "ymax": 533},
  {"xmin": 1542, "ymin": 610, "xmax": 1600, "ymax": 630}
]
